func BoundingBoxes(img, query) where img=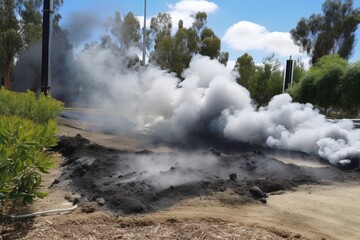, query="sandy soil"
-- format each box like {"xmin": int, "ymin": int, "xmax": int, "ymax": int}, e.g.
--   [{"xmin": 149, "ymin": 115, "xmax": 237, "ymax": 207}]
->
[{"xmin": 1, "ymin": 115, "xmax": 360, "ymax": 240}]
